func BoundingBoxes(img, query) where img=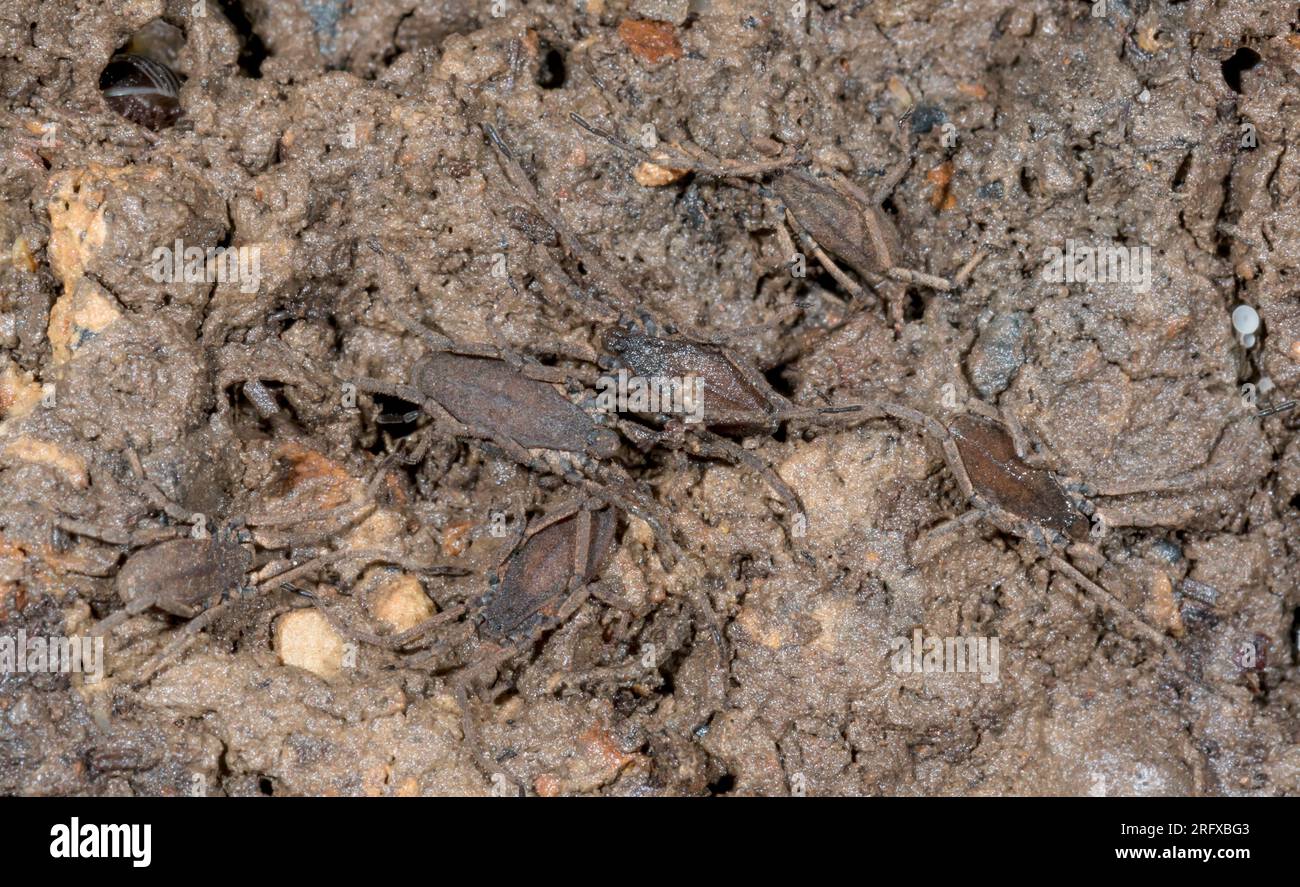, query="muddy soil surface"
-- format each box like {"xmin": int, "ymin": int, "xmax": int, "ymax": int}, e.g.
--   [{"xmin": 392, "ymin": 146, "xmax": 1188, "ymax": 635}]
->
[{"xmin": 0, "ymin": 0, "xmax": 1297, "ymax": 795}]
